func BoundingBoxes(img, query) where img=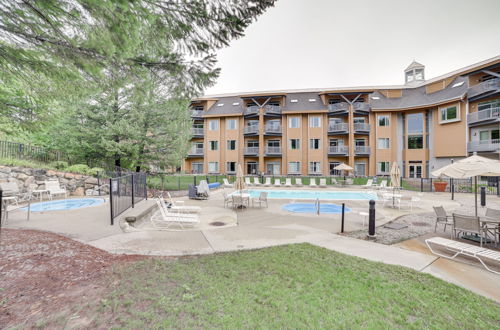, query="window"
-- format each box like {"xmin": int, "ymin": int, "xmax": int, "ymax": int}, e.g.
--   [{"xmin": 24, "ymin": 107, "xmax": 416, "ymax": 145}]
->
[
  {"xmin": 377, "ymin": 162, "xmax": 390, "ymax": 174},
  {"xmin": 227, "ymin": 140, "xmax": 236, "ymax": 150},
  {"xmin": 208, "ymin": 119, "xmax": 219, "ymax": 131},
  {"xmin": 378, "ymin": 115, "xmax": 390, "ymax": 126},
  {"xmin": 289, "ymin": 116, "xmax": 300, "ymax": 128},
  {"xmin": 407, "ymin": 113, "xmax": 423, "ymax": 134},
  {"xmin": 208, "ymin": 162, "xmax": 219, "ymax": 173},
  {"xmin": 309, "ymin": 162, "xmax": 321, "ymax": 174},
  {"xmin": 353, "ymin": 117, "xmax": 365, "ymax": 124},
  {"xmin": 377, "ymin": 138, "xmax": 390, "ymax": 149},
  {"xmin": 309, "ymin": 139, "xmax": 321, "ymax": 149},
  {"xmin": 247, "ymin": 140, "xmax": 259, "ymax": 148},
  {"xmin": 288, "ymin": 162, "xmax": 301, "ymax": 174},
  {"xmin": 289, "ymin": 139, "xmax": 300, "ymax": 150},
  {"xmin": 407, "ymin": 135, "xmax": 423, "ymax": 149},
  {"xmin": 355, "ymin": 138, "xmax": 365, "ymax": 146},
  {"xmin": 192, "ymin": 163, "xmax": 203, "ymax": 174},
  {"xmin": 478, "ymin": 99, "xmax": 500, "ymax": 112},
  {"xmin": 440, "ymin": 105, "xmax": 459, "ymax": 123},
  {"xmin": 226, "ymin": 162, "xmax": 236, "ymax": 173},
  {"xmin": 309, "ymin": 116, "xmax": 321, "ymax": 128},
  {"xmin": 209, "ymin": 141, "xmax": 218, "ymax": 151},
  {"xmin": 226, "ymin": 119, "xmax": 237, "ymax": 130}
]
